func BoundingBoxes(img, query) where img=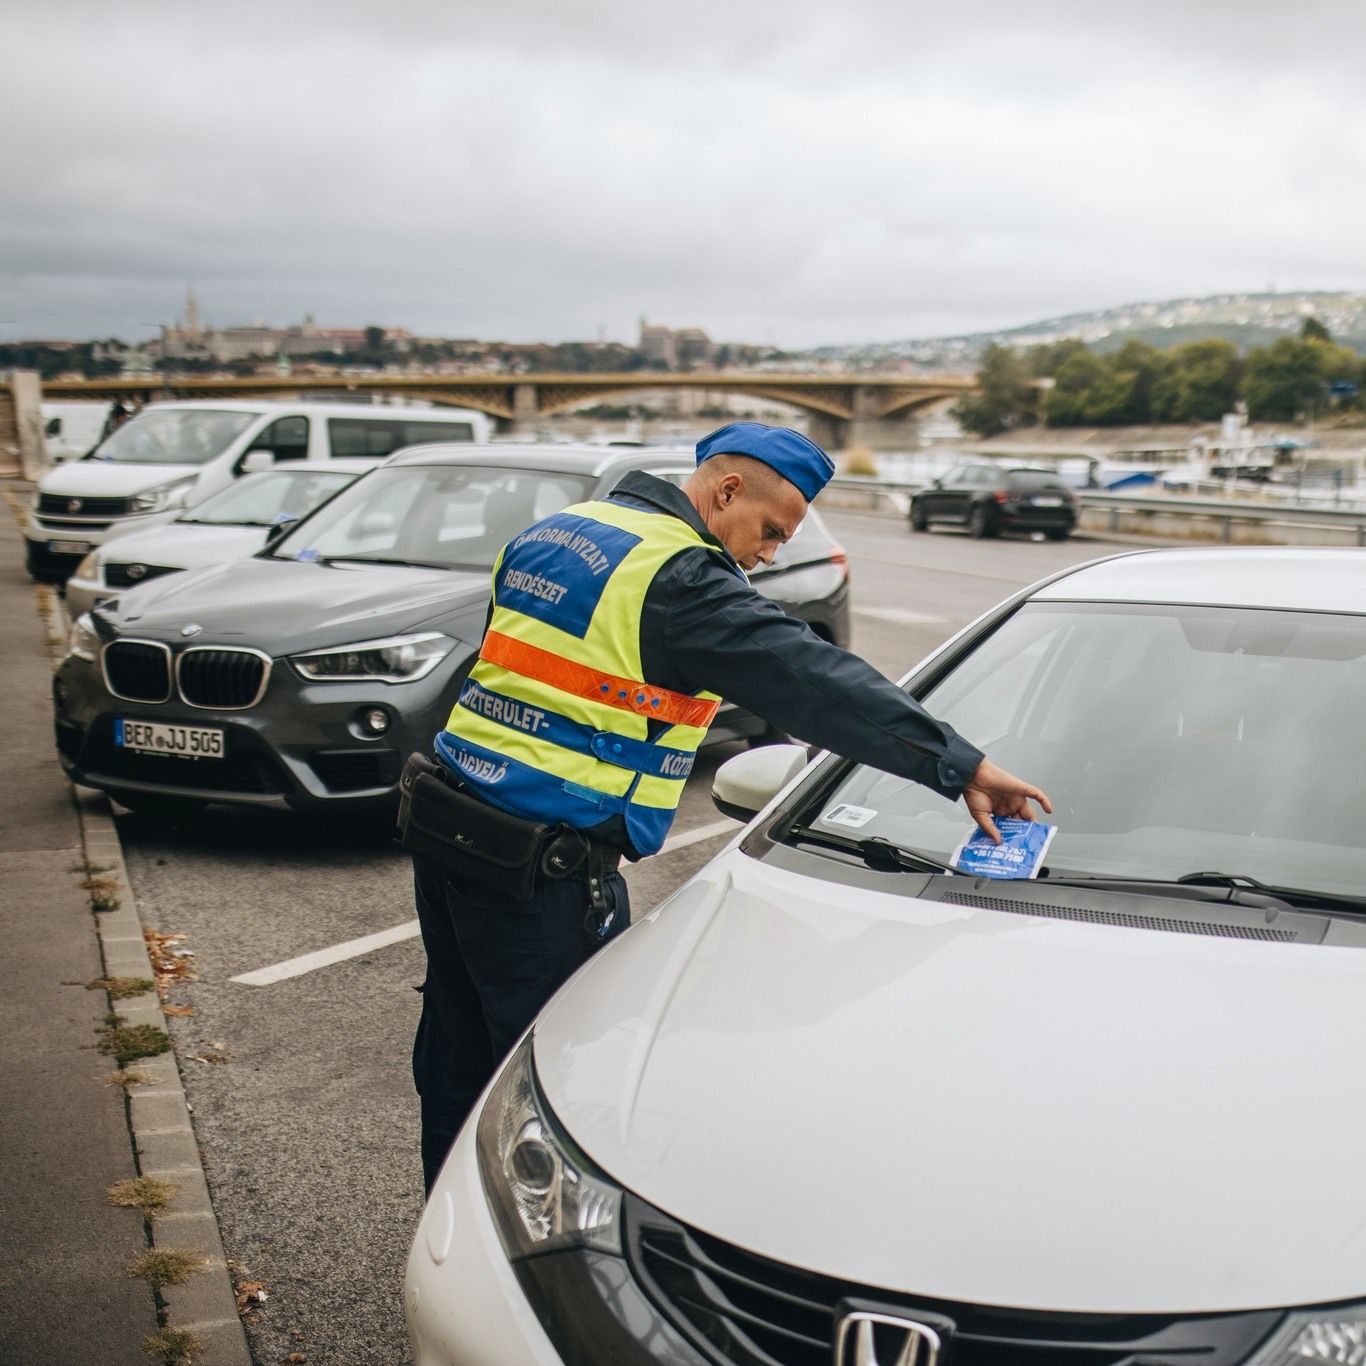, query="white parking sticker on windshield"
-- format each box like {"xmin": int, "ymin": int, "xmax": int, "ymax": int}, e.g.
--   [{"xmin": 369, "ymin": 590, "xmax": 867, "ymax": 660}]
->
[{"xmin": 821, "ymin": 804, "xmax": 877, "ymax": 829}]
